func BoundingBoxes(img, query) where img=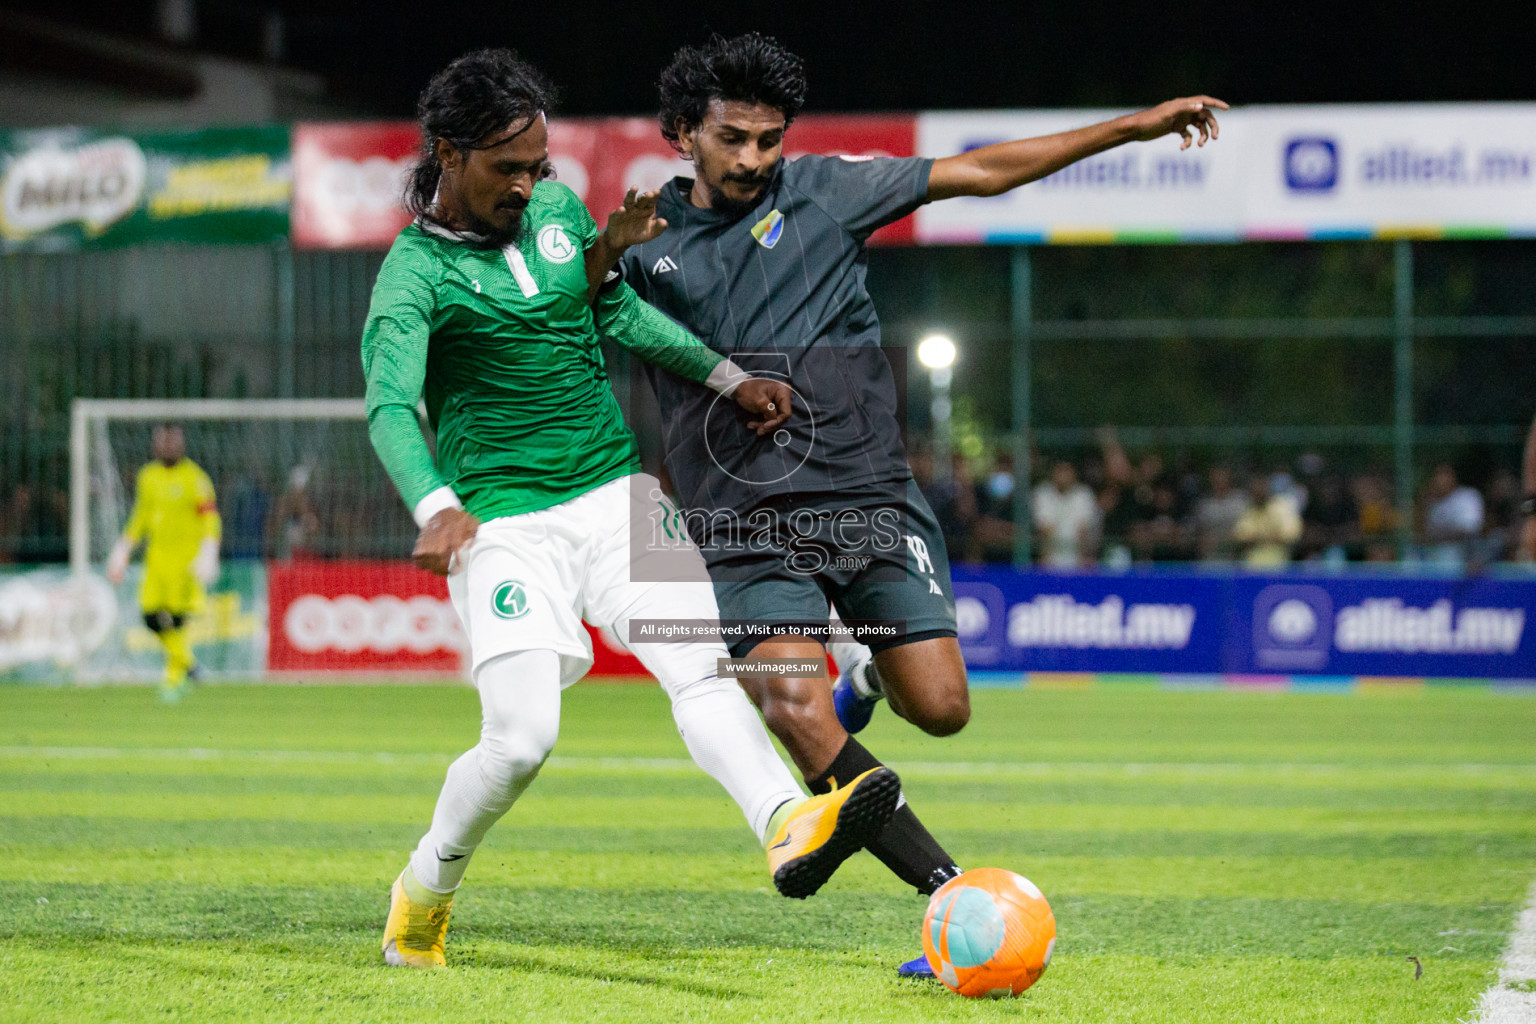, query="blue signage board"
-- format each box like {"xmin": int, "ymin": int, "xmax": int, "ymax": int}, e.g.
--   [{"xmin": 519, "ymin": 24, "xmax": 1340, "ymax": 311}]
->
[
  {"xmin": 1228, "ymin": 575, "xmax": 1533, "ymax": 679},
  {"xmin": 951, "ymin": 568, "xmax": 1535, "ymax": 680}
]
